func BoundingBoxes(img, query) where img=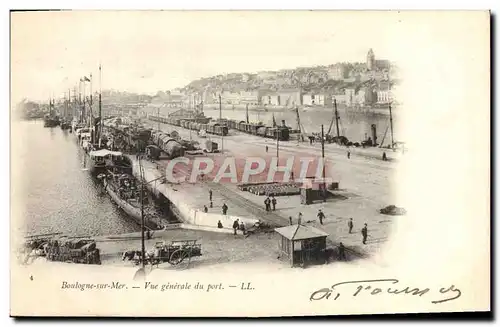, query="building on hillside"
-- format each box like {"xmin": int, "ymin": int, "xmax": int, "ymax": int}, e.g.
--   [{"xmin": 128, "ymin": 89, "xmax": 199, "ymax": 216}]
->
[
  {"xmin": 261, "ymin": 93, "xmax": 280, "ymax": 106},
  {"xmin": 239, "ymin": 90, "xmax": 260, "ymax": 106},
  {"xmin": 345, "ymin": 88, "xmax": 356, "ymax": 106},
  {"xmin": 327, "ymin": 64, "xmax": 347, "ymax": 80},
  {"xmin": 362, "ymin": 86, "xmax": 377, "ymax": 105},
  {"xmin": 277, "ymin": 89, "xmax": 302, "ymax": 107},
  {"xmin": 375, "ymin": 60, "xmax": 391, "ymax": 70},
  {"xmin": 332, "ymin": 94, "xmax": 346, "ymax": 104},
  {"xmin": 220, "ymin": 91, "xmax": 242, "ymax": 105},
  {"xmin": 302, "ymin": 94, "xmax": 315, "ymax": 106},
  {"xmin": 367, "ymin": 48, "xmax": 391, "ymax": 71}
]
